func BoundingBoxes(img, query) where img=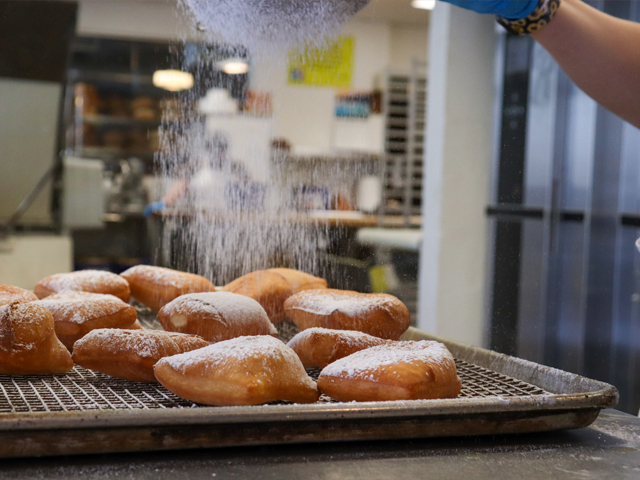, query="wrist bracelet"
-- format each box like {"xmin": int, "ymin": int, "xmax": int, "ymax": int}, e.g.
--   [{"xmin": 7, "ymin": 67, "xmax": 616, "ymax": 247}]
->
[{"xmin": 497, "ymin": 0, "xmax": 561, "ymax": 35}]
